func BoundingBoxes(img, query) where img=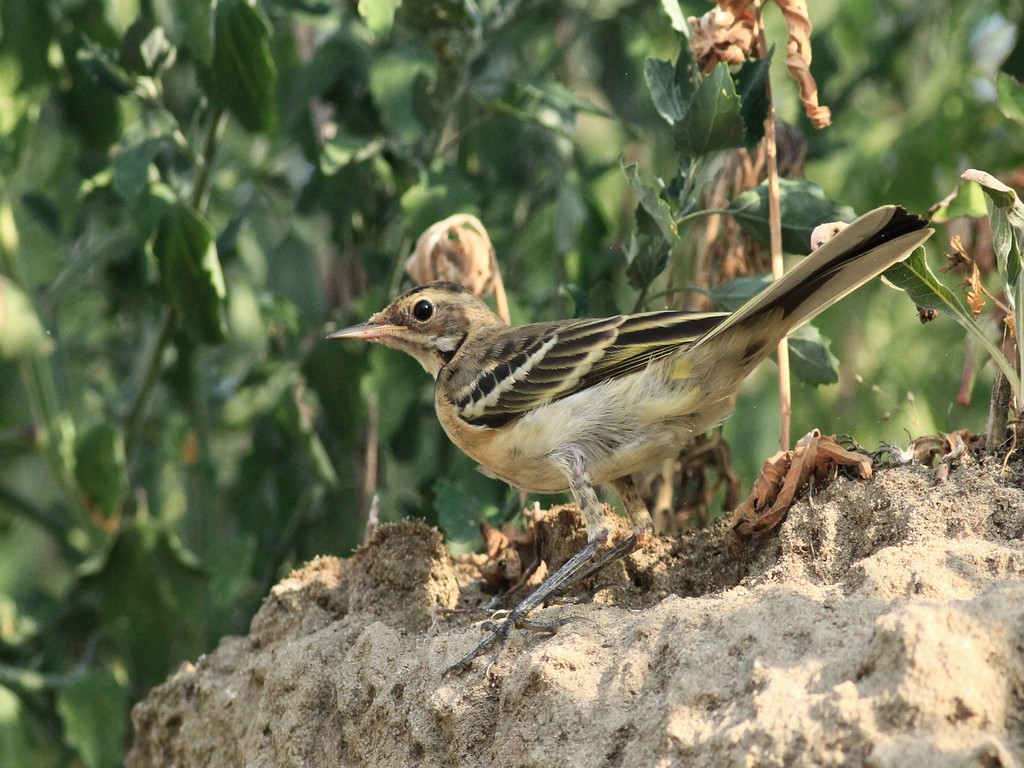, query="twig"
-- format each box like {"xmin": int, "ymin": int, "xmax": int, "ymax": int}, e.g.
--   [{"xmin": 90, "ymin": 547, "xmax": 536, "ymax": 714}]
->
[
  {"xmin": 987, "ymin": 371, "xmax": 1013, "ymax": 454},
  {"xmin": 362, "ymin": 392, "xmax": 379, "ymax": 535},
  {"xmin": 753, "ymin": 1, "xmax": 791, "ymax": 451},
  {"xmin": 124, "ymin": 106, "xmax": 226, "ymax": 459}
]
